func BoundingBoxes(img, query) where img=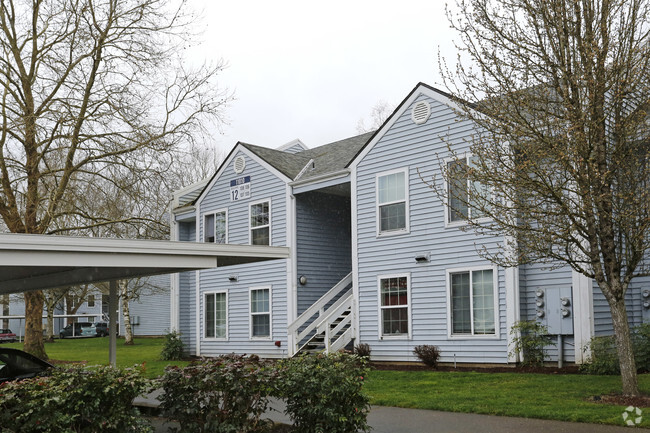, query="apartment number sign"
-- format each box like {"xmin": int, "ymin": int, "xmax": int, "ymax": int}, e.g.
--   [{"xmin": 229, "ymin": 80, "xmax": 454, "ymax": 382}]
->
[{"xmin": 230, "ymin": 176, "xmax": 251, "ymax": 201}]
